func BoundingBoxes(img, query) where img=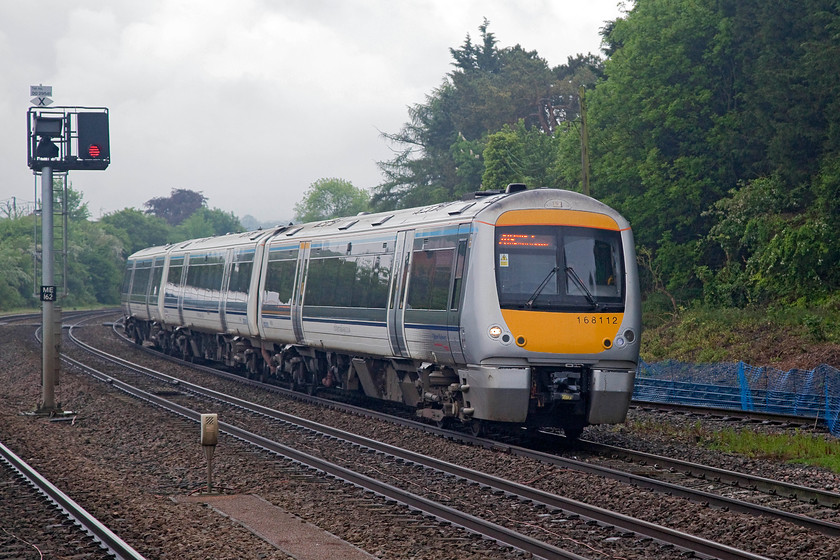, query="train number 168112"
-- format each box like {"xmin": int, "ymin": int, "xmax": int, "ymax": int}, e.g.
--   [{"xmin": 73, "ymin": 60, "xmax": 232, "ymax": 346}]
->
[{"xmin": 576, "ymin": 315, "xmax": 619, "ymax": 325}]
